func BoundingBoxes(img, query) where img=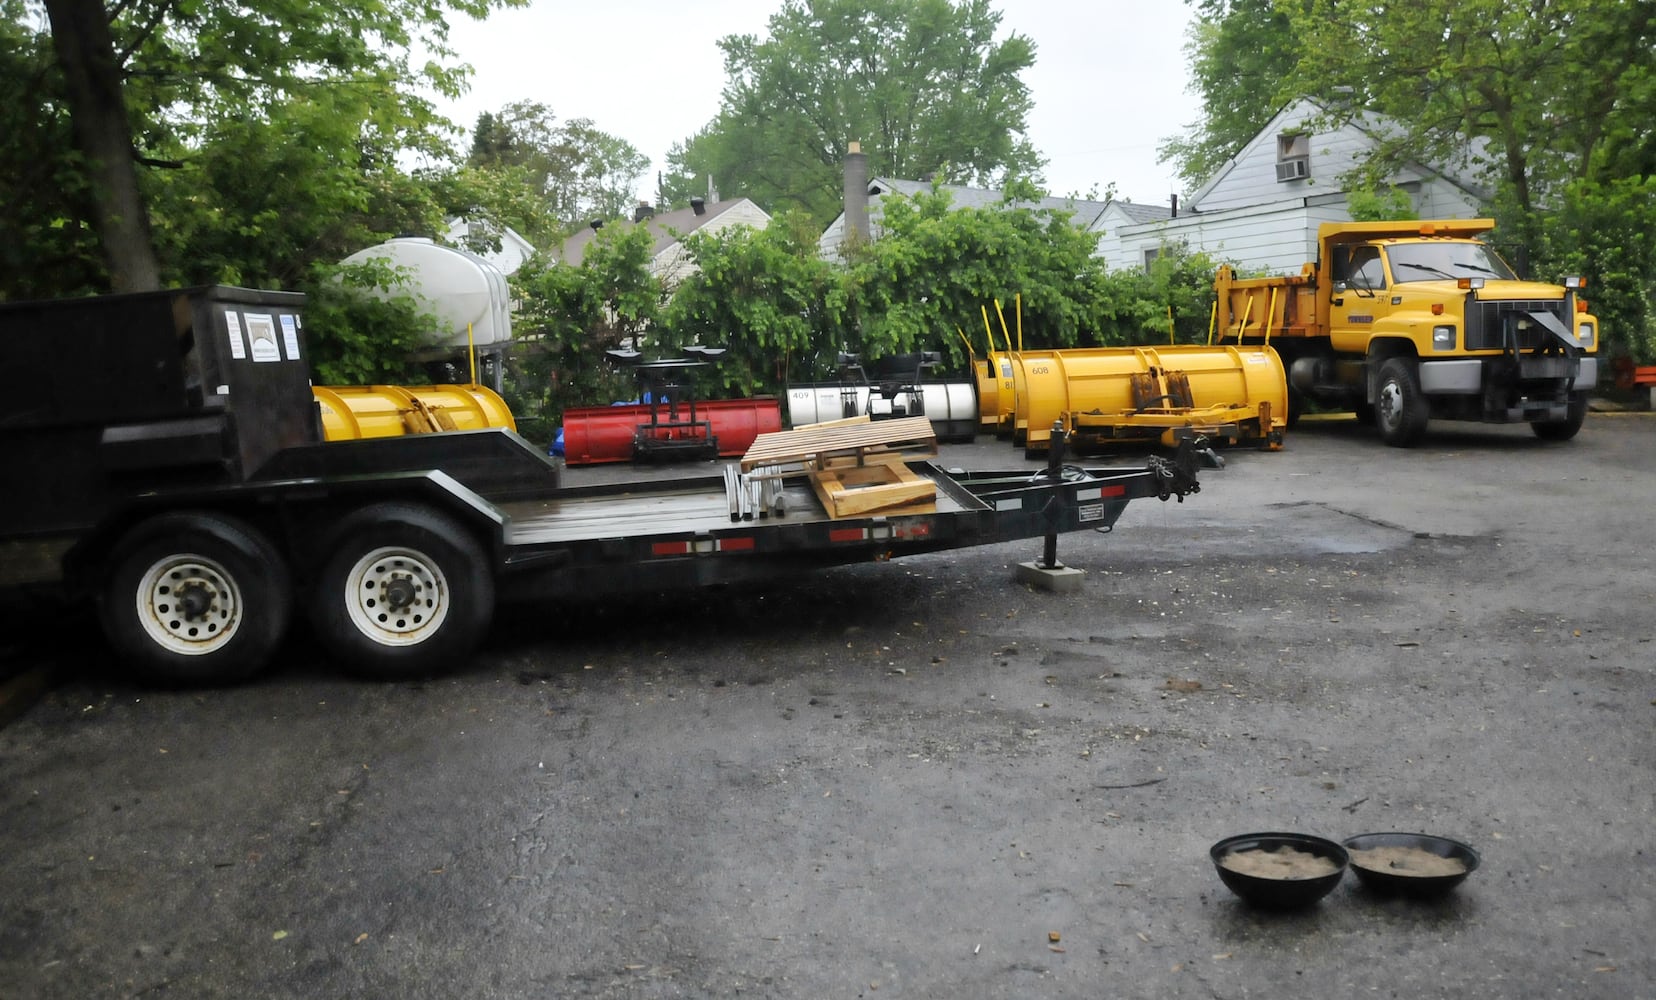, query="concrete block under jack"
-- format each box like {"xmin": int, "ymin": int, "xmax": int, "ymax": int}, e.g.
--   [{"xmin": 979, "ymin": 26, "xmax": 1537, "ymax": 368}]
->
[{"xmin": 1014, "ymin": 560, "xmax": 1086, "ymax": 593}]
